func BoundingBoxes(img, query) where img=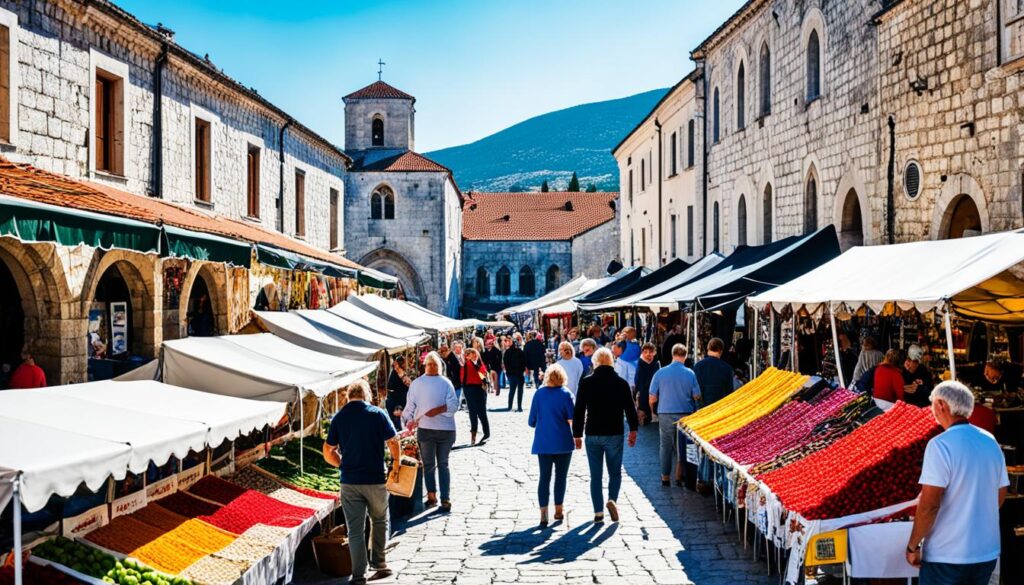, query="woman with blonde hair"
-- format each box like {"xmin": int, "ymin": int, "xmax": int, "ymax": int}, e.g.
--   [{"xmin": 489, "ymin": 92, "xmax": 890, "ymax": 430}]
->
[{"xmin": 528, "ymin": 363, "xmax": 575, "ymax": 526}]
